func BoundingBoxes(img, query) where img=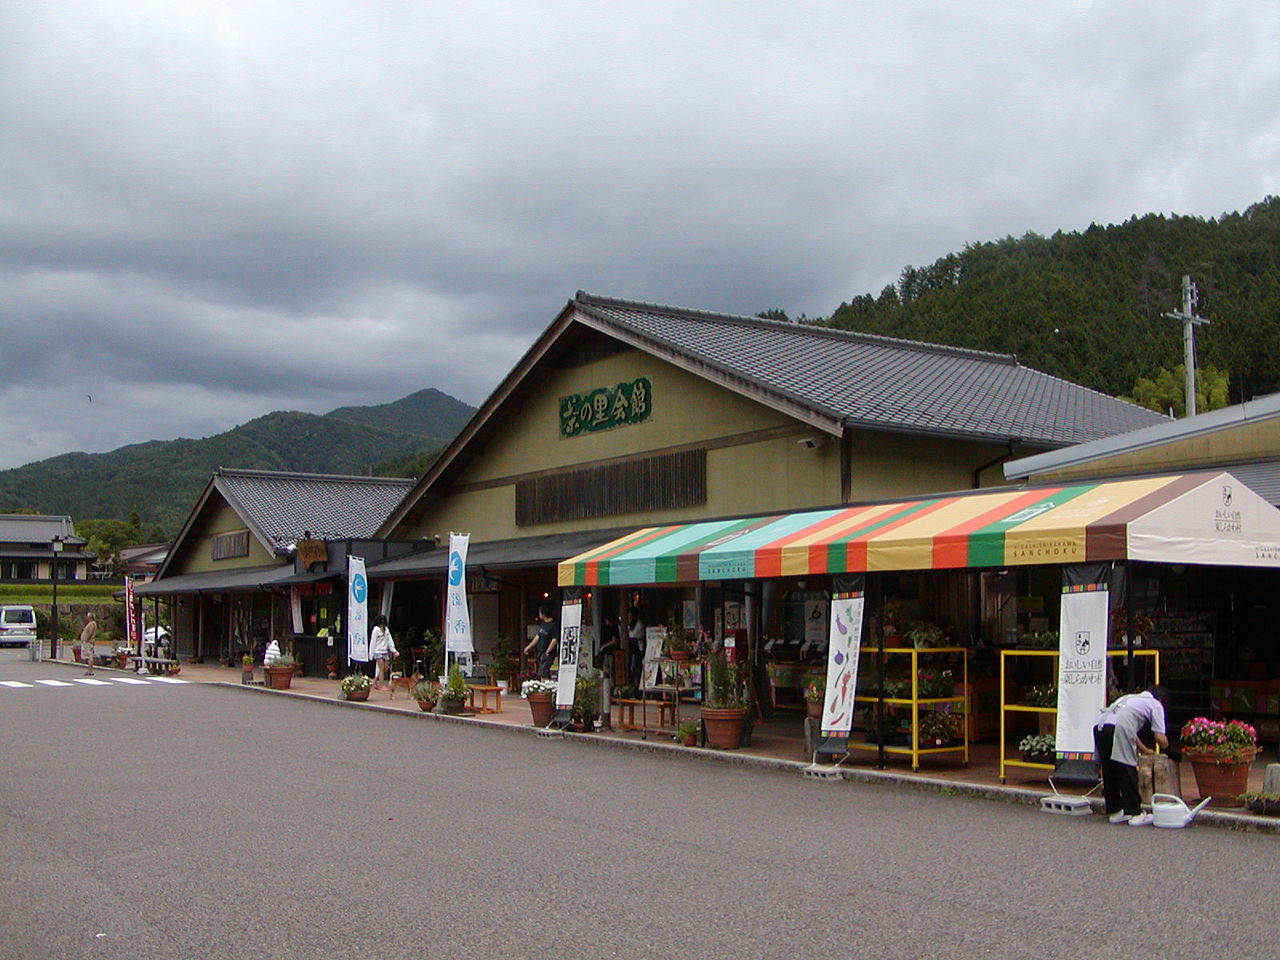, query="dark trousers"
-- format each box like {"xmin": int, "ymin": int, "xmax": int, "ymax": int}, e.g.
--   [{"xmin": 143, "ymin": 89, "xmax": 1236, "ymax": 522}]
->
[{"xmin": 1095, "ymin": 724, "xmax": 1141, "ymax": 815}]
